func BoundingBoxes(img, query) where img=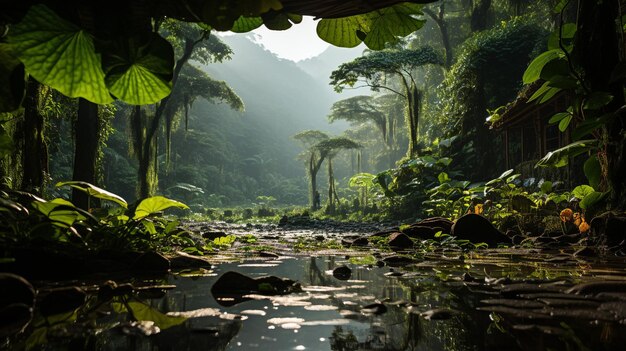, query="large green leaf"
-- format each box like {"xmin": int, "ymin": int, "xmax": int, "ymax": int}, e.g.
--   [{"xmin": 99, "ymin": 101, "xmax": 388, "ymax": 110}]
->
[
  {"xmin": 0, "ymin": 44, "xmax": 25, "ymax": 112},
  {"xmin": 317, "ymin": 3, "xmax": 425, "ymax": 50},
  {"xmin": 56, "ymin": 181, "xmax": 127, "ymax": 208},
  {"xmin": 134, "ymin": 196, "xmax": 189, "ymax": 220},
  {"xmin": 535, "ymin": 139, "xmax": 597, "ymax": 168},
  {"xmin": 572, "ymin": 185, "xmax": 594, "ymax": 200},
  {"xmin": 316, "ymin": 16, "xmax": 366, "ymax": 48},
  {"xmin": 522, "ymin": 49, "xmax": 564, "ymax": 84},
  {"xmin": 8, "ymin": 5, "xmax": 112, "ymax": 104},
  {"xmin": 580, "ymin": 191, "xmax": 607, "ymax": 210},
  {"xmin": 102, "ymin": 34, "xmax": 174, "ymax": 105},
  {"xmin": 231, "ymin": 17, "xmax": 264, "ymax": 33},
  {"xmin": 583, "ymin": 155, "xmax": 602, "ymax": 190},
  {"xmin": 363, "ymin": 4, "xmax": 426, "ymax": 50},
  {"xmin": 31, "ymin": 198, "xmax": 85, "ymax": 227}
]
